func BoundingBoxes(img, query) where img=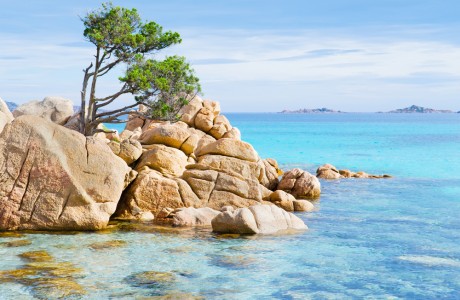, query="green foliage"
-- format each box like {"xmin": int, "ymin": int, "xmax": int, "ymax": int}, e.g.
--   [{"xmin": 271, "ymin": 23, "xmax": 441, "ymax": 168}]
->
[
  {"xmin": 82, "ymin": 2, "xmax": 181, "ymax": 60},
  {"xmin": 121, "ymin": 55, "xmax": 201, "ymax": 121},
  {"xmin": 80, "ymin": 2, "xmax": 200, "ymax": 134}
]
